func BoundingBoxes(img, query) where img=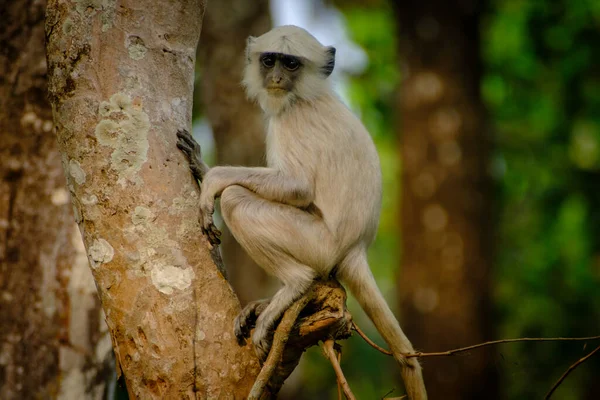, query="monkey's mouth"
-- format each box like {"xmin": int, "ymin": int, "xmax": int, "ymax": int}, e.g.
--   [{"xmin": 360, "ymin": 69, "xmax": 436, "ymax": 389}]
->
[{"xmin": 266, "ymin": 87, "xmax": 289, "ymax": 95}]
